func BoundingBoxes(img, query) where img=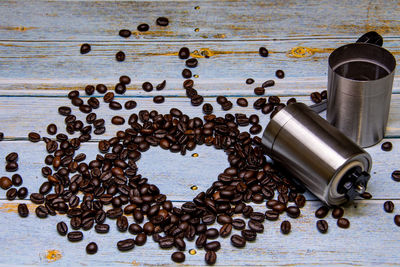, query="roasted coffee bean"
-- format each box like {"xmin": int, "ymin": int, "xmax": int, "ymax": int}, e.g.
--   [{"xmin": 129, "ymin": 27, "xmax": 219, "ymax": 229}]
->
[
  {"xmin": 6, "ymin": 188, "xmax": 17, "ymax": 200},
  {"xmin": 0, "ymin": 177, "xmax": 12, "ymax": 189},
  {"xmin": 86, "ymin": 242, "xmax": 98, "ymax": 254},
  {"xmin": 395, "ymin": 215, "xmax": 400, "ymax": 227},
  {"xmin": 237, "ymin": 98, "xmax": 248, "ymax": 107},
  {"xmin": 171, "ymin": 252, "xmax": 185, "ymax": 263},
  {"xmin": 79, "ymin": 104, "xmax": 92, "ymax": 113},
  {"xmin": 115, "ymin": 83, "xmax": 126, "ymax": 94},
  {"xmin": 246, "ymin": 78, "xmax": 254, "ymax": 84},
  {"xmin": 104, "ymin": 92, "xmax": 114, "ymax": 103},
  {"xmin": 332, "ymin": 207, "xmax": 344, "ymax": 219},
  {"xmin": 280, "ymin": 220, "xmax": 291, "ymax": 234},
  {"xmin": 142, "ymin": 82, "xmax": 153, "ymax": 92},
  {"xmin": 153, "ymin": 95, "xmax": 165, "ymax": 104},
  {"xmin": 116, "ymin": 51, "xmax": 126, "ymax": 62},
  {"xmin": 179, "ymin": 47, "xmax": 190, "ymax": 59},
  {"xmin": 259, "ymin": 47, "xmax": 268, "ymax": 57},
  {"xmin": 58, "ymin": 106, "xmax": 72, "ymax": 116},
  {"xmin": 6, "ymin": 162, "xmax": 18, "ymax": 172},
  {"xmin": 96, "ymin": 84, "xmax": 107, "ymax": 94},
  {"xmin": 186, "ymin": 58, "xmax": 198, "ymax": 68},
  {"xmin": 316, "ymin": 220, "xmax": 328, "ymax": 234},
  {"xmin": 205, "ymin": 251, "xmax": 217, "ymax": 265},
  {"xmin": 248, "ymin": 220, "xmax": 264, "ymax": 233},
  {"xmin": 143, "ymin": 222, "xmax": 155, "ymax": 235},
  {"xmin": 182, "ymin": 68, "xmax": 192, "ymax": 78},
  {"xmin": 6, "ymin": 152, "xmax": 18, "ymax": 162},
  {"xmin": 35, "ymin": 205, "xmax": 48, "ymax": 218},
  {"xmin": 221, "ymin": 101, "xmax": 233, "ymax": 111},
  {"xmin": 392, "ymin": 170, "xmax": 400, "ymax": 181},
  {"xmin": 80, "ymin": 43, "xmax": 91, "ymax": 54},
  {"xmin": 28, "ymin": 132, "xmax": 41, "ymax": 142},
  {"xmin": 68, "ymin": 231, "xmax": 83, "ymax": 242},
  {"xmin": 286, "ymin": 206, "xmax": 300, "ymax": 218},
  {"xmin": 248, "ymin": 114, "xmax": 259, "ymax": 125},
  {"xmin": 117, "ymin": 239, "xmax": 135, "ymax": 251},
  {"xmin": 253, "ymin": 98, "xmax": 266, "ymax": 110},
  {"xmin": 156, "ymin": 80, "xmax": 166, "ymax": 90},
  {"xmin": 156, "ymin": 17, "xmax": 169, "ymax": 26},
  {"xmin": 310, "ymin": 92, "xmax": 322, "ymax": 103},
  {"xmin": 117, "ymin": 216, "xmax": 129, "ymax": 232},
  {"xmin": 262, "ymin": 80, "xmax": 275, "ymax": 88},
  {"xmin": 287, "ymin": 97, "xmax": 297, "ymax": 105},
  {"xmin": 159, "ymin": 236, "xmax": 174, "ymax": 248},
  {"xmin": 381, "ymin": 141, "xmax": 392, "ymax": 151},
  {"xmin": 17, "ymin": 187, "xmax": 28, "ymax": 199},
  {"xmin": 47, "ymin": 124, "xmax": 57, "ymax": 135},
  {"xmin": 174, "ymin": 237, "xmax": 185, "ymax": 251},
  {"xmin": 133, "ymin": 233, "xmax": 146, "ymax": 246},
  {"xmin": 265, "ymin": 210, "xmax": 279, "ymax": 221},
  {"xmin": 294, "ymin": 195, "xmax": 306, "ymax": 208},
  {"xmin": 30, "ymin": 193, "xmax": 44, "ymax": 204},
  {"xmin": 57, "ymin": 221, "xmax": 68, "ymax": 236},
  {"xmin": 202, "ymin": 103, "xmax": 213, "ymax": 115},
  {"xmin": 219, "ymin": 224, "xmax": 232, "ymax": 237},
  {"xmin": 206, "ymin": 228, "xmax": 219, "ymax": 239},
  {"xmin": 95, "ymin": 224, "xmax": 110, "ymax": 234},
  {"xmin": 384, "ymin": 201, "xmax": 395, "ymax": 213},
  {"xmin": 360, "ymin": 192, "xmax": 372, "ymax": 199},
  {"xmin": 18, "ymin": 203, "xmax": 29, "ymax": 217},
  {"xmin": 249, "ymin": 212, "xmax": 265, "ymax": 222},
  {"xmin": 191, "ymin": 94, "xmax": 204, "ymax": 106},
  {"xmin": 109, "ymin": 101, "xmax": 122, "ymax": 110},
  {"xmin": 204, "ymin": 241, "xmax": 221, "ymax": 252},
  {"xmin": 249, "ymin": 124, "xmax": 262, "ymax": 135},
  {"xmin": 275, "ymin": 69, "xmax": 285, "ymax": 79},
  {"xmin": 315, "ymin": 206, "xmax": 329, "ymax": 218},
  {"xmin": 232, "ymin": 219, "xmax": 246, "ymax": 230},
  {"xmin": 137, "ymin": 23, "xmax": 149, "ymax": 32},
  {"xmin": 111, "ymin": 116, "xmax": 125, "ymax": 125},
  {"xmin": 321, "ymin": 90, "xmax": 328, "ymax": 99},
  {"xmin": 231, "ymin": 234, "xmax": 246, "ymax": 248},
  {"xmin": 254, "ymin": 87, "xmax": 265, "ymax": 95},
  {"xmin": 119, "ymin": 29, "xmax": 131, "ymax": 38},
  {"xmin": 337, "ymin": 218, "xmax": 350, "ymax": 228},
  {"xmin": 241, "ymin": 229, "xmax": 256, "ymax": 241},
  {"xmin": 85, "ymin": 85, "xmax": 95, "ymax": 95},
  {"xmin": 129, "ymin": 223, "xmax": 143, "ymax": 234},
  {"xmin": 124, "ymin": 100, "xmax": 137, "ymax": 110}
]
